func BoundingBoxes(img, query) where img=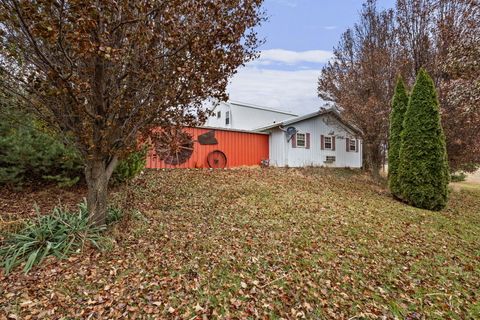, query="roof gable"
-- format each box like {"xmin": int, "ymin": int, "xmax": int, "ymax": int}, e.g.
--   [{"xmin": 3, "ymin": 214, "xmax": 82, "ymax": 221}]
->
[{"xmin": 255, "ymin": 108, "xmax": 362, "ymax": 136}]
